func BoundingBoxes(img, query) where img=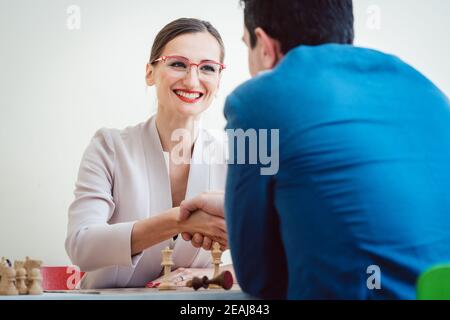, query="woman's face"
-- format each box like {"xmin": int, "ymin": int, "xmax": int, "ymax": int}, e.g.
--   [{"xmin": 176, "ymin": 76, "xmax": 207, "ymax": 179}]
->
[{"xmin": 146, "ymin": 32, "xmax": 223, "ymax": 117}]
